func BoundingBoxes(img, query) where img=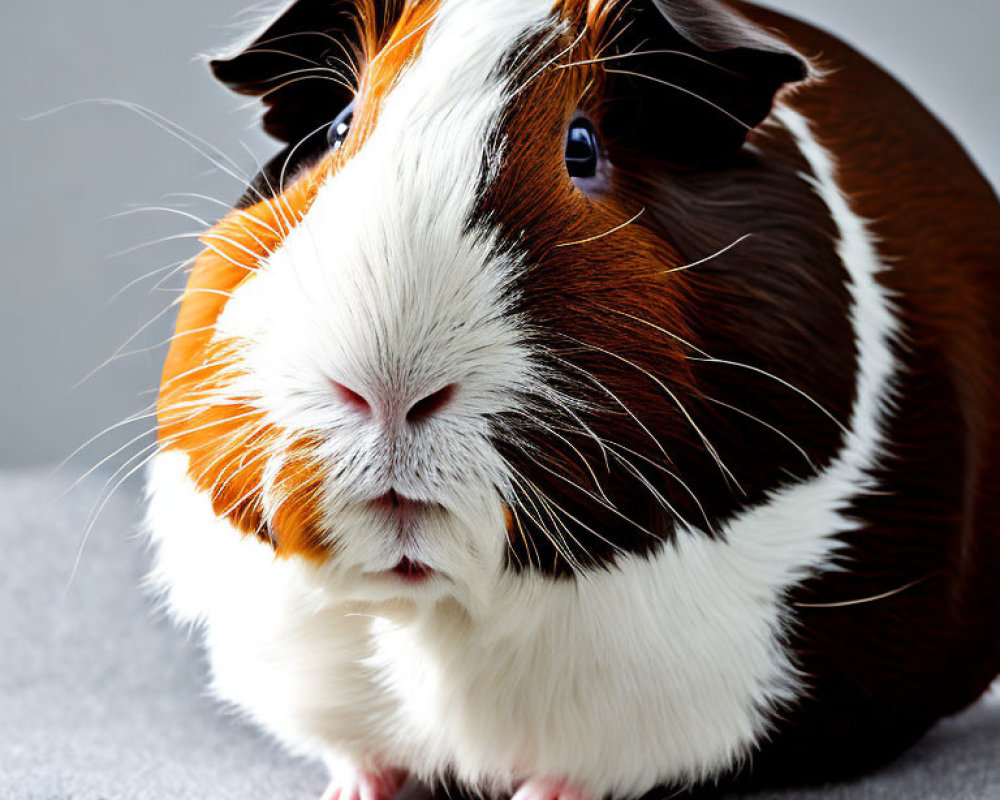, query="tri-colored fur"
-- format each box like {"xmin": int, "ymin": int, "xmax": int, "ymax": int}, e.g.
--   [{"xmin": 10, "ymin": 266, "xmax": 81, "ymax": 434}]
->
[{"xmin": 148, "ymin": 0, "xmax": 1000, "ymax": 796}]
